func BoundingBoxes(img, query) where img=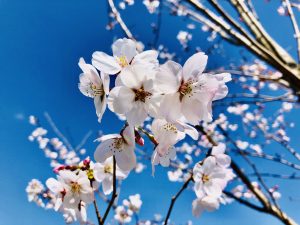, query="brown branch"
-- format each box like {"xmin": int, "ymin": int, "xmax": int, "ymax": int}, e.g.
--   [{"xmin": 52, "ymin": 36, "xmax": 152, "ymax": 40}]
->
[
  {"xmin": 93, "ymin": 199, "xmax": 103, "ymax": 225},
  {"xmin": 164, "ymin": 175, "xmax": 193, "ymax": 225},
  {"xmin": 223, "ymin": 191, "xmax": 267, "ymax": 212},
  {"xmin": 284, "ymin": 0, "xmax": 300, "ymax": 63},
  {"xmin": 196, "ymin": 125, "xmax": 298, "ymax": 225}
]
